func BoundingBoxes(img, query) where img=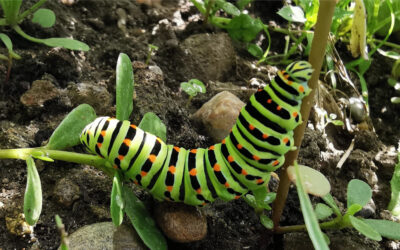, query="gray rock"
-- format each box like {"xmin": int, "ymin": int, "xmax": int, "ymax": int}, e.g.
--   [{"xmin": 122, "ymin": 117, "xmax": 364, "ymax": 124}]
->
[
  {"xmin": 192, "ymin": 91, "xmax": 245, "ymax": 143},
  {"xmin": 154, "ymin": 202, "xmax": 207, "ymax": 243},
  {"xmin": 66, "ymin": 222, "xmax": 146, "ymax": 250},
  {"xmin": 53, "ymin": 178, "xmax": 80, "ymax": 207},
  {"xmin": 178, "ymin": 33, "xmax": 236, "ymax": 83},
  {"xmin": 67, "ymin": 82, "xmax": 113, "ymax": 115},
  {"xmin": 20, "ymin": 80, "xmax": 60, "ymax": 107}
]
